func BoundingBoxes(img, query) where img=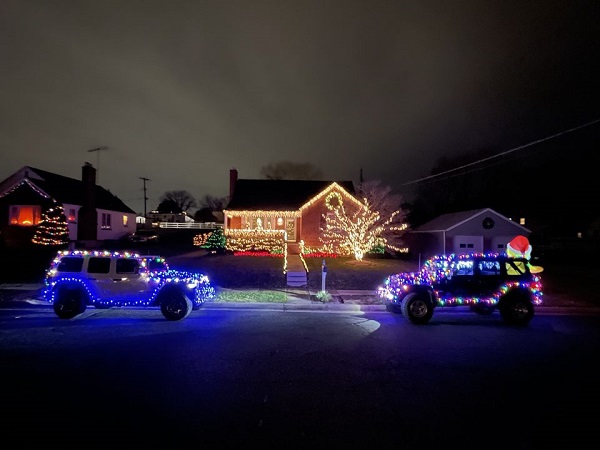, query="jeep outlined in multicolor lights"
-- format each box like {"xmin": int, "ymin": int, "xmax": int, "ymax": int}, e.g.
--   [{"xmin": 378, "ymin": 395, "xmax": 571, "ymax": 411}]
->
[
  {"xmin": 42, "ymin": 250, "xmax": 215, "ymax": 321},
  {"xmin": 377, "ymin": 253, "xmax": 543, "ymax": 326}
]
